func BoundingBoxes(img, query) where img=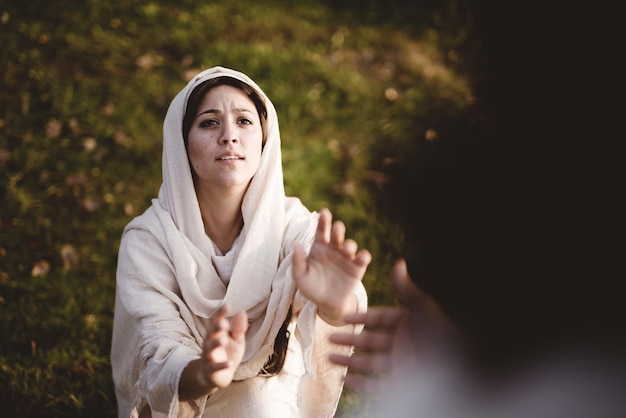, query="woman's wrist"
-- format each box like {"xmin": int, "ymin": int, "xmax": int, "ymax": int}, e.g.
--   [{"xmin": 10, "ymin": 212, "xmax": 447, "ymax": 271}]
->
[
  {"xmin": 317, "ymin": 294, "xmax": 358, "ymax": 326},
  {"xmin": 179, "ymin": 358, "xmax": 218, "ymax": 401}
]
